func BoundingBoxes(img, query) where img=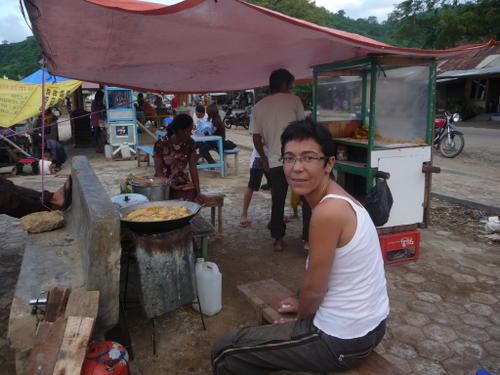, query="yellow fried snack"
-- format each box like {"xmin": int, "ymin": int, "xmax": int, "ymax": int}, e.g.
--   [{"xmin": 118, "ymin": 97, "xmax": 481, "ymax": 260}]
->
[{"xmin": 124, "ymin": 206, "xmax": 191, "ymax": 222}]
